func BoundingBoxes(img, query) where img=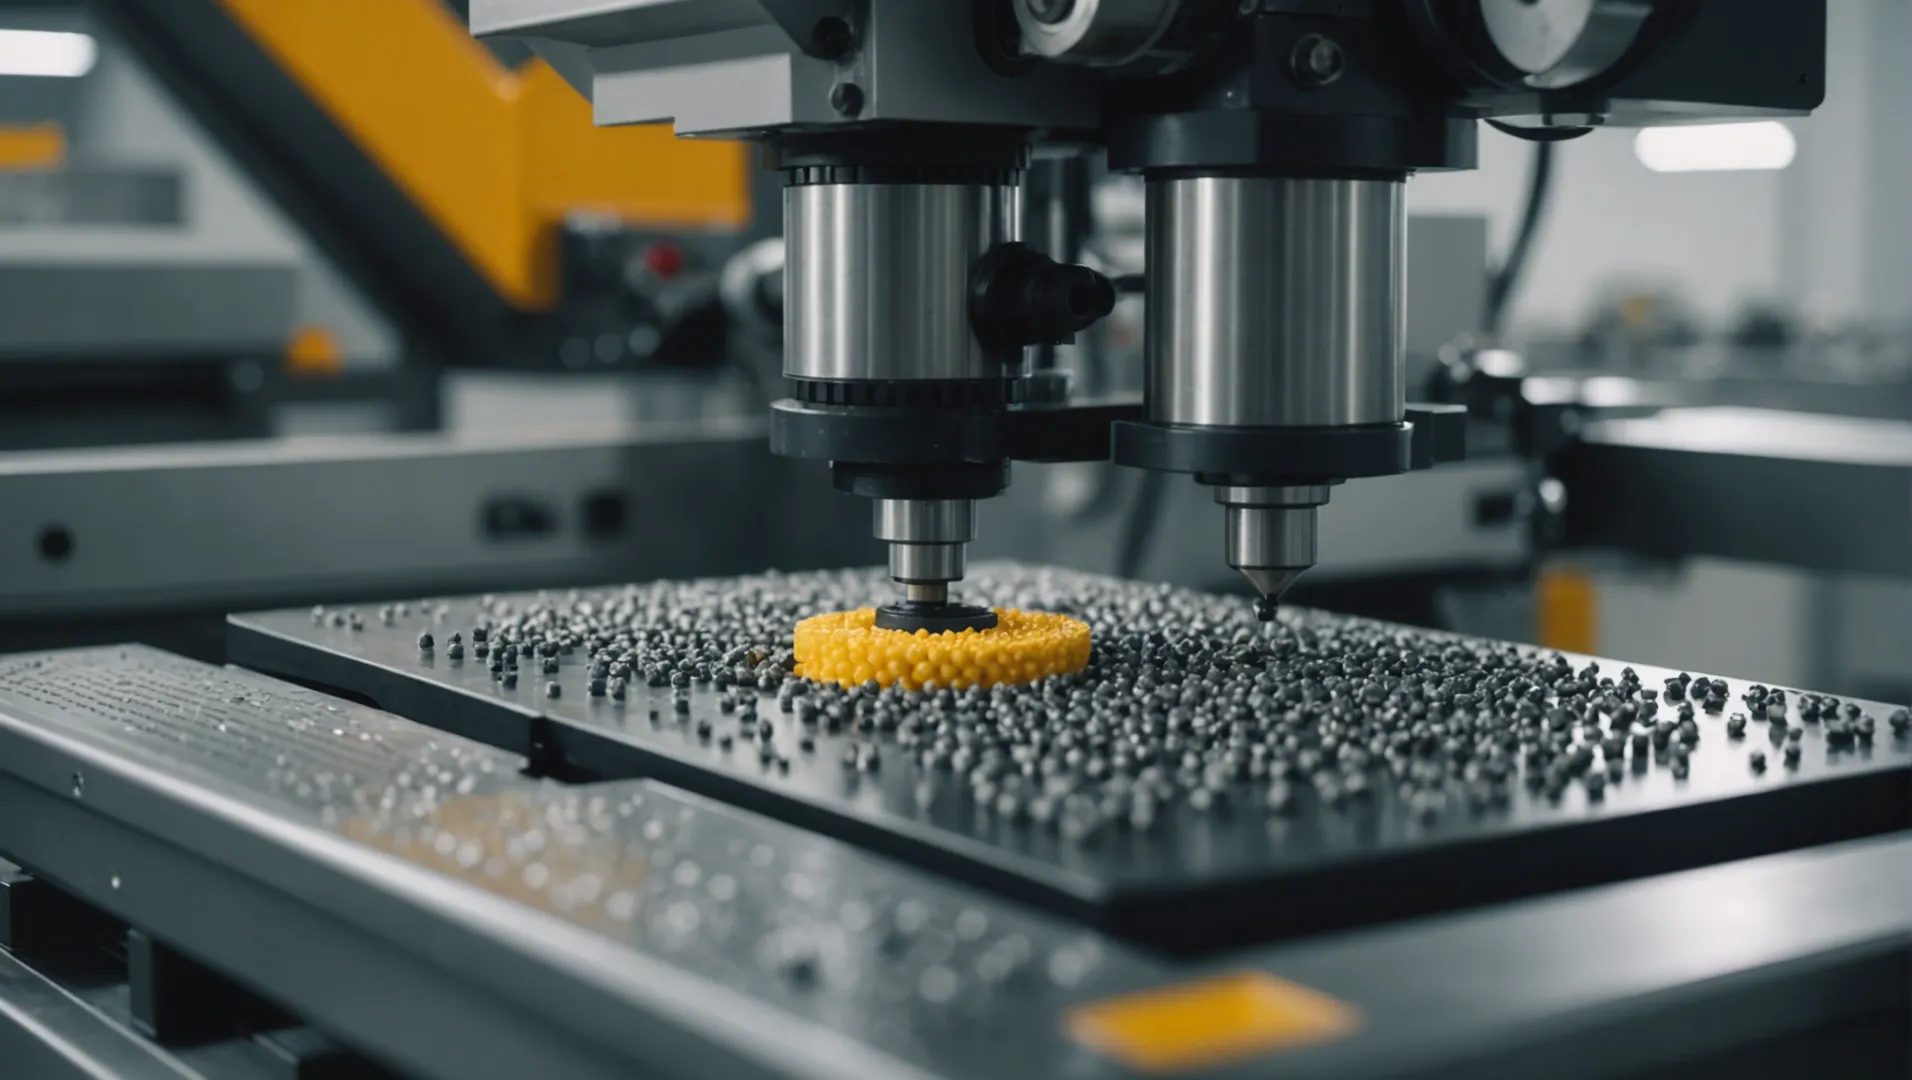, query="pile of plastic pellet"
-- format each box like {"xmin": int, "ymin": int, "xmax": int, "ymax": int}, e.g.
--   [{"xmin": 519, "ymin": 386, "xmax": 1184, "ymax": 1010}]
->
[{"xmin": 378, "ymin": 564, "xmax": 1904, "ymax": 835}]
